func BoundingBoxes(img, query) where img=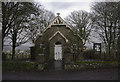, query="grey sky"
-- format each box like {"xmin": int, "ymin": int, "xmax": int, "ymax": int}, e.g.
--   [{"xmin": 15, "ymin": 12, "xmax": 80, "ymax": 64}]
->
[
  {"xmin": 34, "ymin": 0, "xmax": 120, "ymax": 18},
  {"xmin": 35, "ymin": 0, "xmax": 93, "ymax": 18}
]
